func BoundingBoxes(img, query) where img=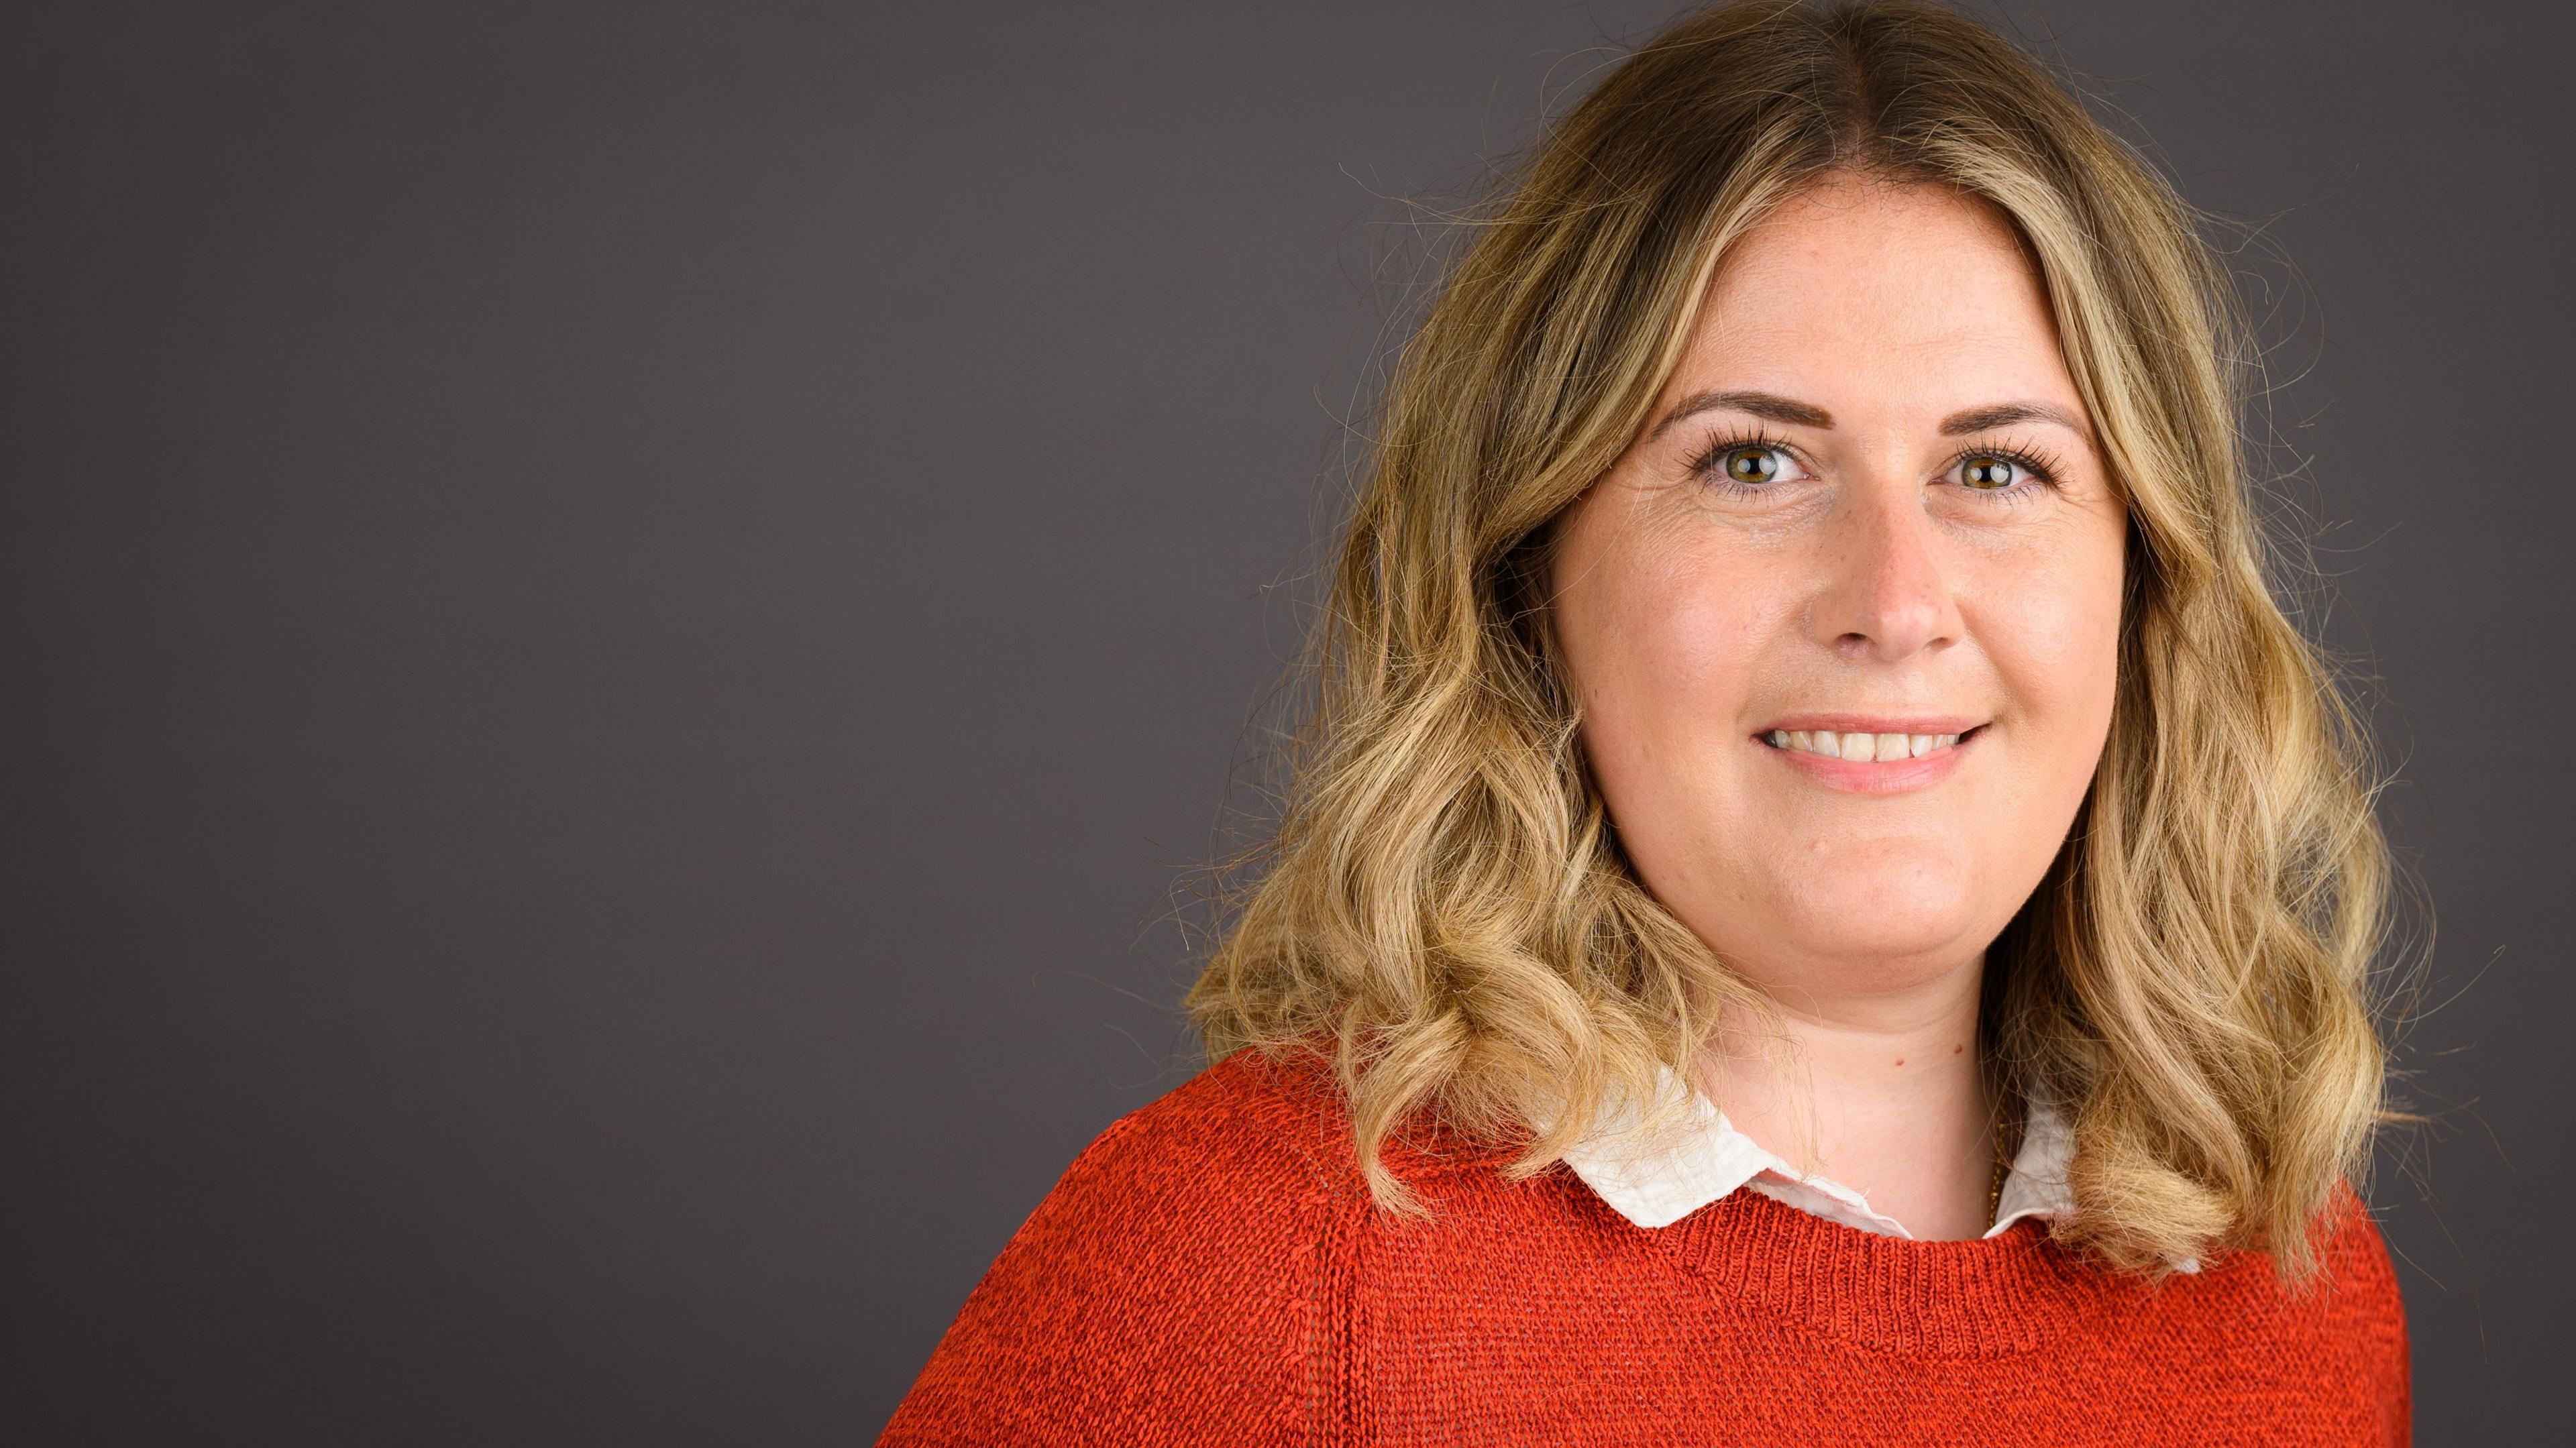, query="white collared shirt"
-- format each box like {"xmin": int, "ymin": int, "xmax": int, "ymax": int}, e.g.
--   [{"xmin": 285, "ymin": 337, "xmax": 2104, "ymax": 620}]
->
[{"xmin": 1550, "ymin": 1062, "xmax": 2197, "ymax": 1270}]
